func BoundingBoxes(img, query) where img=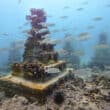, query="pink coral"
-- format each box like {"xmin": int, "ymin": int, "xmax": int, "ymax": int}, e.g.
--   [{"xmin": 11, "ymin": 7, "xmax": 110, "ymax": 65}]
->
[{"xmin": 26, "ymin": 8, "xmax": 46, "ymax": 27}]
